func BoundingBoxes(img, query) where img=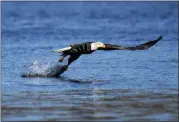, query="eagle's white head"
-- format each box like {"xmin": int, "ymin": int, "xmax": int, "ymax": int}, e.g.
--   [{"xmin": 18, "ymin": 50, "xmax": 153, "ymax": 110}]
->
[{"xmin": 91, "ymin": 41, "xmax": 105, "ymax": 50}]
